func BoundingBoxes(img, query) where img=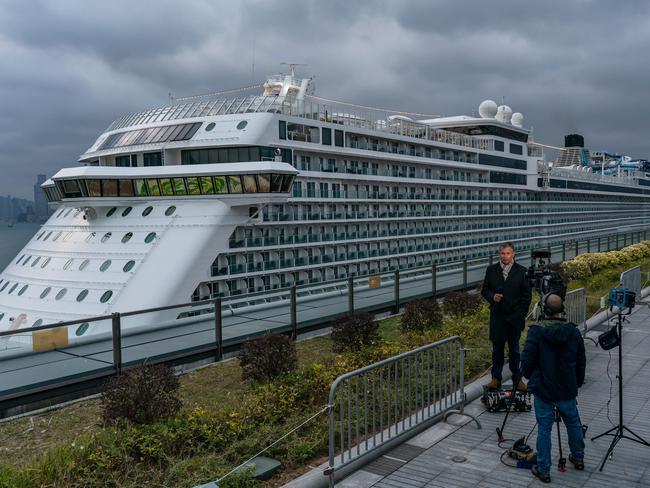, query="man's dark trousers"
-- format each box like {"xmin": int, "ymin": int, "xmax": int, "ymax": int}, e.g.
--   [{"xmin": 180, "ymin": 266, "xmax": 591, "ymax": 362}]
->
[{"xmin": 491, "ymin": 322, "xmax": 521, "ymax": 381}]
